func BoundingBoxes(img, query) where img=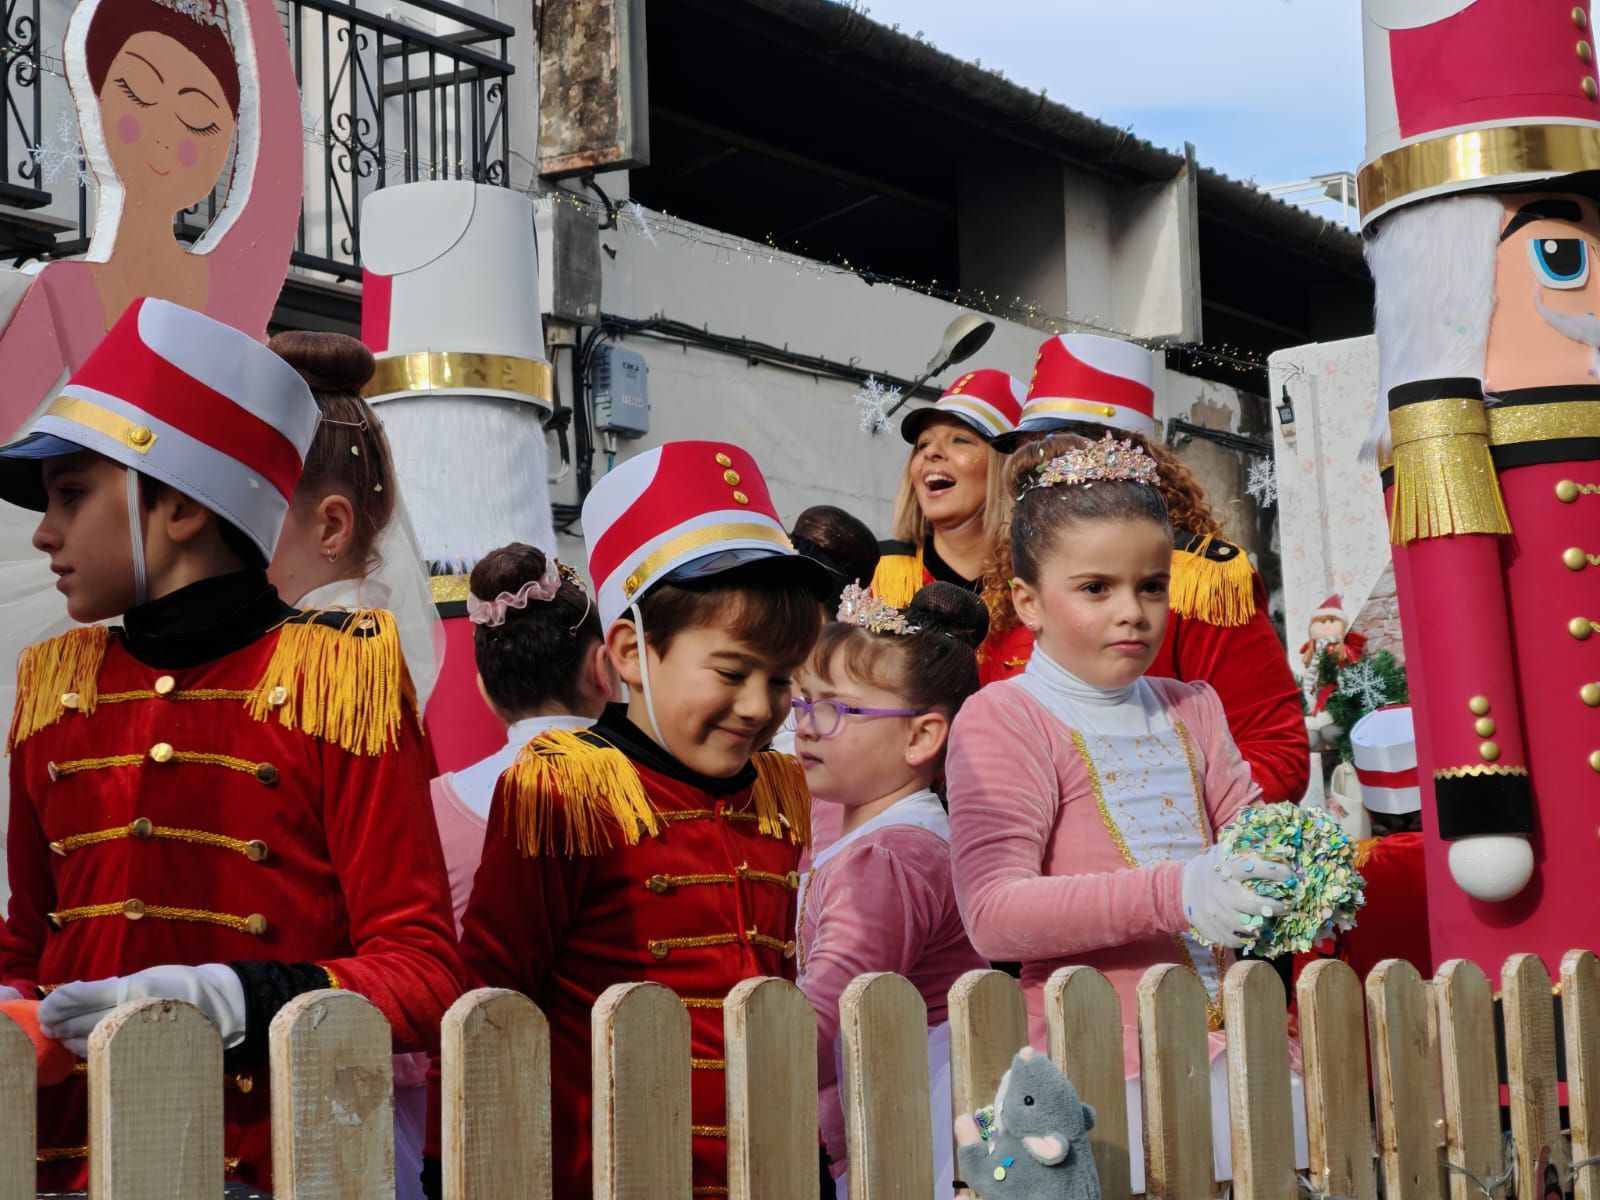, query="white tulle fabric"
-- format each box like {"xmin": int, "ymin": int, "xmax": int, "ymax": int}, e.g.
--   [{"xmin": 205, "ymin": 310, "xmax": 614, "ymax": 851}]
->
[{"xmin": 464, "ymin": 555, "xmax": 561, "ymax": 627}]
